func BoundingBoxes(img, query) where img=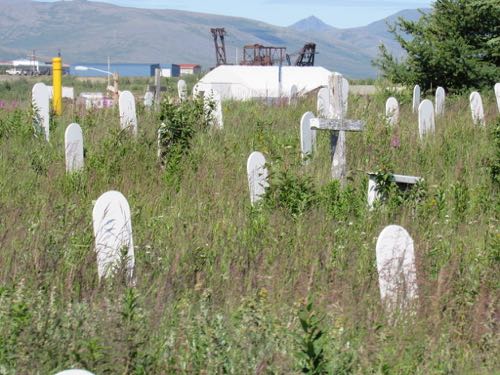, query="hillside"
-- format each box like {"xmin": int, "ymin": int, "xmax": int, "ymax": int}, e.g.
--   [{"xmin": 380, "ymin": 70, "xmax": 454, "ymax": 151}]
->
[
  {"xmin": 0, "ymin": 0, "xmax": 427, "ymax": 78},
  {"xmin": 0, "ymin": 76, "xmax": 498, "ymax": 373}
]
